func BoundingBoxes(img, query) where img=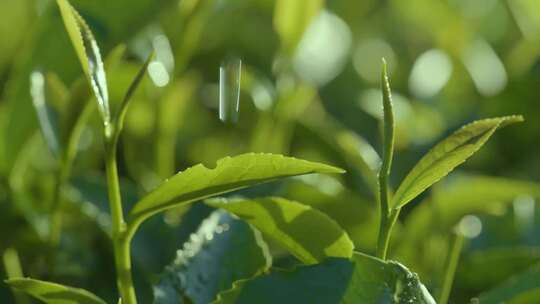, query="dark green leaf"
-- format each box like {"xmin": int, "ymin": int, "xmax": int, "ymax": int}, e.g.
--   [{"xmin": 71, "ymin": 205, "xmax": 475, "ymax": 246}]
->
[
  {"xmin": 206, "ymin": 197, "xmax": 353, "ymax": 264},
  {"xmin": 213, "ymin": 252, "xmax": 435, "ymax": 304},
  {"xmin": 392, "ymin": 116, "xmax": 523, "ymax": 209},
  {"xmin": 56, "ymin": 0, "xmax": 110, "ymax": 124},
  {"xmin": 5, "ymin": 278, "xmax": 106, "ymax": 304},
  {"xmin": 154, "ymin": 210, "xmax": 271, "ymax": 304},
  {"xmin": 128, "ymin": 153, "xmax": 344, "ymax": 228}
]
